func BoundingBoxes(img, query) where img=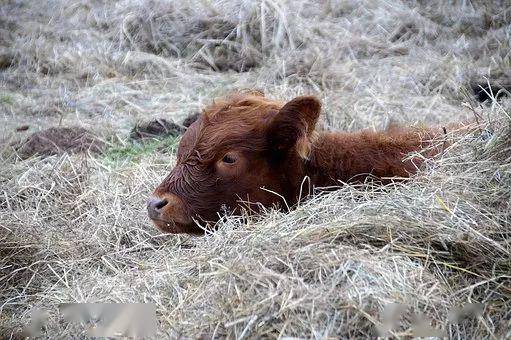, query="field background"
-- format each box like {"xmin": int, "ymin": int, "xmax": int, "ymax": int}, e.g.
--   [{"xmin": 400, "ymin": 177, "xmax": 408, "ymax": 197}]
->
[{"xmin": 1, "ymin": 0, "xmax": 510, "ymax": 338}]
